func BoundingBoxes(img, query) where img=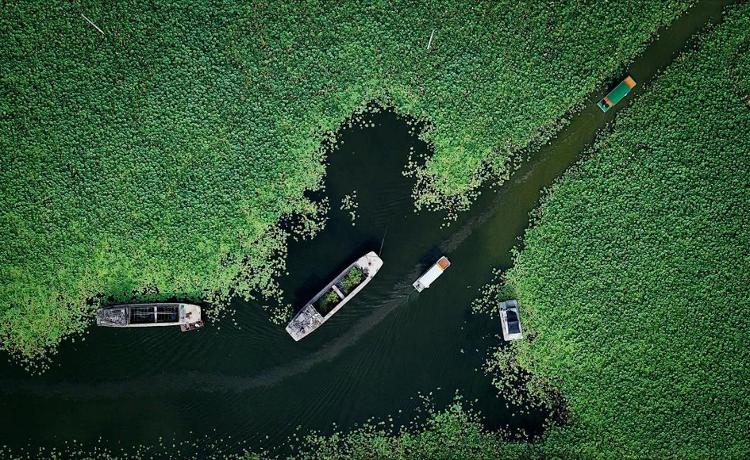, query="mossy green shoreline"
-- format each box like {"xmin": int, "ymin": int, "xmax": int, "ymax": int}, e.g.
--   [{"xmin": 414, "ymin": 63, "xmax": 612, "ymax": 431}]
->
[
  {"xmin": 1, "ymin": 1, "xmax": 691, "ymax": 360},
  {"xmin": 503, "ymin": 4, "xmax": 750, "ymax": 457}
]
